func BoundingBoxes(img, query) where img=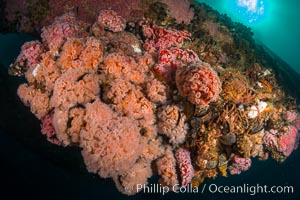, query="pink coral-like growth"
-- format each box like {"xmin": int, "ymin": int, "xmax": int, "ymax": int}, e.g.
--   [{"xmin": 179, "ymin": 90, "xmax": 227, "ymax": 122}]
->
[
  {"xmin": 81, "ymin": 99, "xmax": 142, "ymax": 178},
  {"xmin": 45, "ymin": 0, "xmax": 143, "ymax": 26},
  {"xmin": 146, "ymin": 78, "xmax": 167, "ymax": 104},
  {"xmin": 102, "ymin": 52, "xmax": 144, "ymax": 83},
  {"xmin": 10, "ymin": 41, "xmax": 44, "ymax": 76},
  {"xmin": 154, "ymin": 47, "xmax": 199, "ymax": 82},
  {"xmin": 105, "ymin": 78, "xmax": 155, "ymax": 124},
  {"xmin": 114, "ymin": 159, "xmax": 152, "ymax": 195},
  {"xmin": 163, "ymin": 0, "xmax": 194, "ymax": 24},
  {"xmin": 294, "ymin": 117, "xmax": 300, "ymax": 130},
  {"xmin": 175, "ymin": 148, "xmax": 194, "ymax": 186},
  {"xmin": 263, "ymin": 129, "xmax": 279, "ymax": 149},
  {"xmin": 140, "ymin": 22, "xmax": 191, "ymax": 52},
  {"xmin": 176, "ymin": 61, "xmax": 222, "ymax": 106},
  {"xmin": 17, "ymin": 84, "xmax": 50, "ymax": 119},
  {"xmin": 229, "ymin": 154, "xmax": 251, "ymax": 175},
  {"xmin": 278, "ymin": 125, "xmax": 298, "ymax": 157},
  {"xmin": 50, "ymin": 67, "xmax": 100, "ymax": 111},
  {"xmin": 41, "ymin": 12, "xmax": 88, "ymax": 52},
  {"xmin": 42, "ymin": 23, "xmax": 79, "ymax": 52},
  {"xmin": 4, "ymin": 0, "xmax": 27, "ymax": 22},
  {"xmin": 206, "ymin": 21, "xmax": 219, "ymax": 37},
  {"xmin": 157, "ymin": 105, "xmax": 187, "ymax": 144},
  {"xmin": 156, "ymin": 147, "xmax": 179, "ymax": 188},
  {"xmin": 97, "ymin": 10, "xmax": 126, "ymax": 32},
  {"xmin": 282, "ymin": 111, "xmax": 298, "ymax": 123},
  {"xmin": 41, "ymin": 113, "xmax": 61, "ymax": 145},
  {"xmin": 19, "ymin": 41, "xmax": 44, "ymax": 69}
]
